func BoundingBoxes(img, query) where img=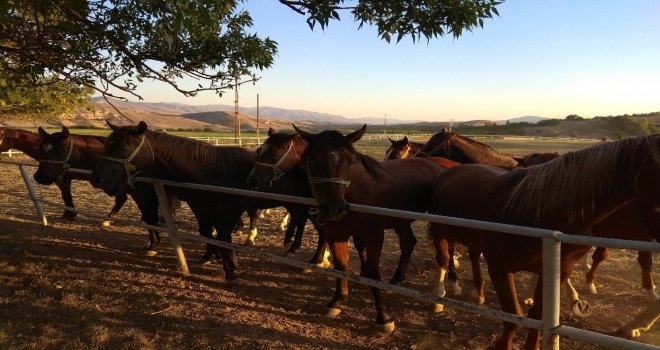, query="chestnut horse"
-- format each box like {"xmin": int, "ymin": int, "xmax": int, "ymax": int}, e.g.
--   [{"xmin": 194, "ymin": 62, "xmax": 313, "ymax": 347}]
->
[
  {"xmin": 0, "ymin": 127, "xmax": 127, "ymax": 222},
  {"xmin": 90, "ymin": 121, "xmax": 311, "ymax": 283},
  {"xmin": 428, "ymin": 134, "xmax": 660, "ymax": 350},
  {"xmin": 293, "ymin": 124, "xmax": 448, "ymax": 334},
  {"xmin": 415, "ymin": 131, "xmax": 659, "ymax": 302},
  {"xmin": 384, "ymin": 136, "xmax": 424, "ymax": 160}
]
